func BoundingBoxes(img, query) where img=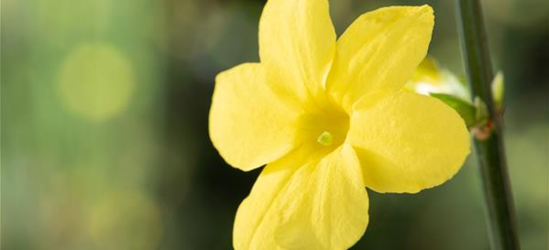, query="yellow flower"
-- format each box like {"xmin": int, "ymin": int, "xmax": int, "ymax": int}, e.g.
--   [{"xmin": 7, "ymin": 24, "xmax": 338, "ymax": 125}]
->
[{"xmin": 209, "ymin": 1, "xmax": 470, "ymax": 249}]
